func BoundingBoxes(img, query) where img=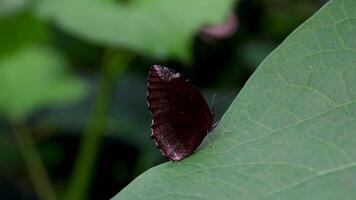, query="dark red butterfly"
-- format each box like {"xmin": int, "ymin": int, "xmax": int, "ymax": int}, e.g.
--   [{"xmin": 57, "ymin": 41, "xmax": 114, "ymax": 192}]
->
[{"xmin": 147, "ymin": 65, "xmax": 213, "ymax": 161}]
